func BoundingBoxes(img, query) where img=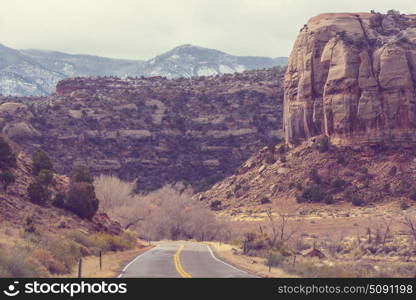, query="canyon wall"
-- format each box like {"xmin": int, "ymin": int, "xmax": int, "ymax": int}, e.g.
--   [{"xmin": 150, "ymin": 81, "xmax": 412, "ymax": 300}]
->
[
  {"xmin": 0, "ymin": 68, "xmax": 284, "ymax": 191},
  {"xmin": 284, "ymin": 12, "xmax": 416, "ymax": 146}
]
